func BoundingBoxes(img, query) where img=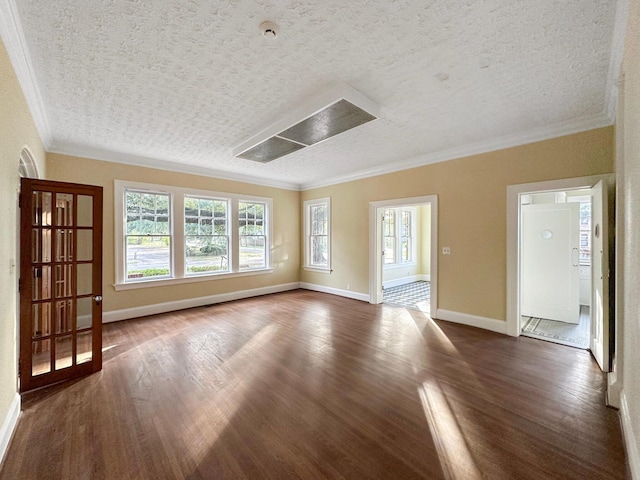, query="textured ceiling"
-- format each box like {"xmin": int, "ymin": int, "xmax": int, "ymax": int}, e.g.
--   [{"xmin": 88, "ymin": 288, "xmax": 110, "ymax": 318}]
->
[{"xmin": 3, "ymin": 0, "xmax": 621, "ymax": 189}]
